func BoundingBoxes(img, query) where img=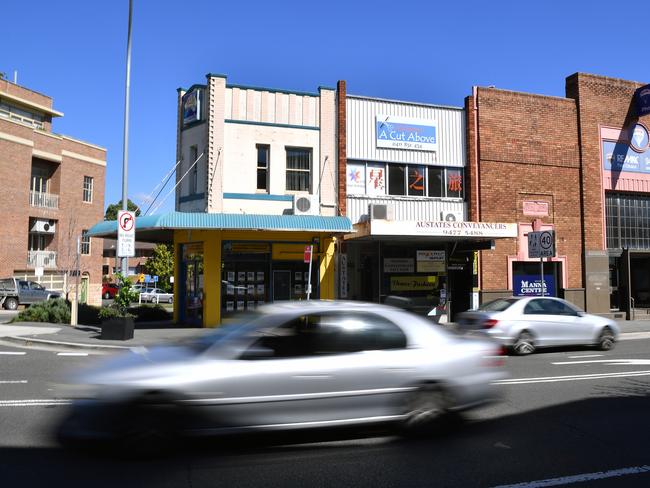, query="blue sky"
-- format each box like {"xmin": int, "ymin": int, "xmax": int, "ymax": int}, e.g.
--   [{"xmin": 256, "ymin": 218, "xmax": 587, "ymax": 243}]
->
[{"xmin": 3, "ymin": 0, "xmax": 648, "ymax": 215}]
